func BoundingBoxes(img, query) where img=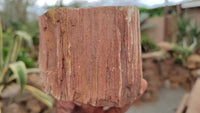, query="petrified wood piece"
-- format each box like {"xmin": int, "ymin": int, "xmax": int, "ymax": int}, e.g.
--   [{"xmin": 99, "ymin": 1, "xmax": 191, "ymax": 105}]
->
[{"xmin": 39, "ymin": 6, "xmax": 142, "ymax": 107}]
